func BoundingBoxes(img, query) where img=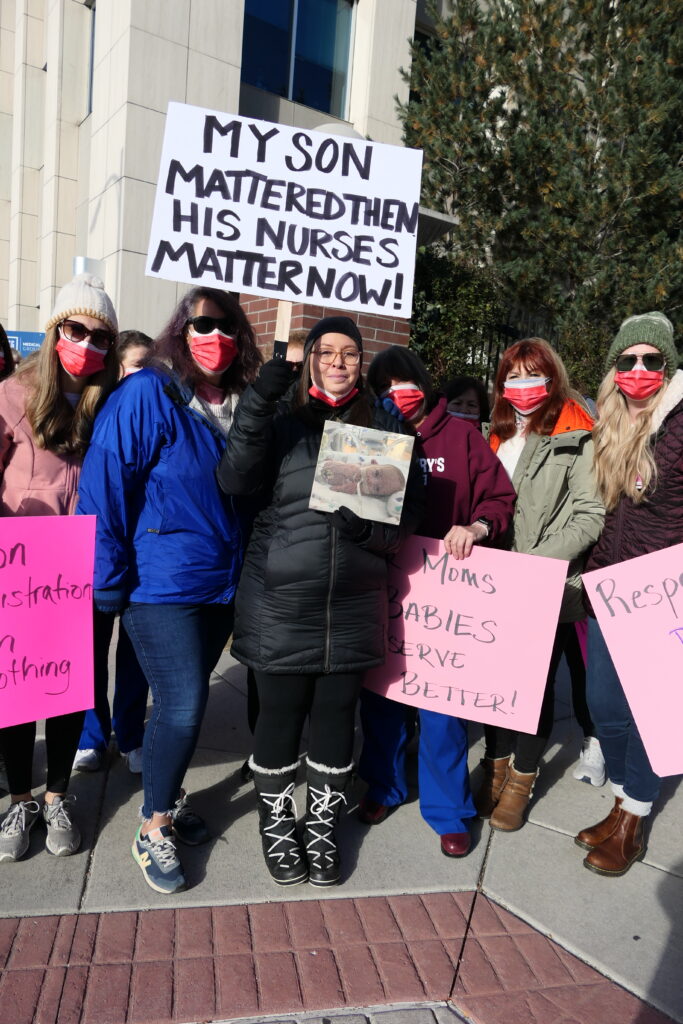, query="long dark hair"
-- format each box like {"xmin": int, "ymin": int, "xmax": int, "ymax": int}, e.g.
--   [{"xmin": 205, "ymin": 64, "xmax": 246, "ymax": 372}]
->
[
  {"xmin": 366, "ymin": 346, "xmax": 436, "ymax": 414},
  {"xmin": 151, "ymin": 287, "xmax": 261, "ymax": 392},
  {"xmin": 490, "ymin": 338, "xmax": 571, "ymax": 440},
  {"xmin": 0, "ymin": 324, "xmax": 14, "ymax": 382}
]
